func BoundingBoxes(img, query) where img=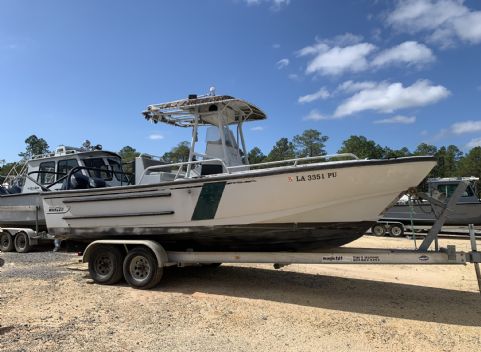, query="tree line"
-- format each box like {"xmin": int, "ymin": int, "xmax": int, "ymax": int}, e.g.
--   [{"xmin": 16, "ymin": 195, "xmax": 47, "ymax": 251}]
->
[{"xmin": 2, "ymin": 131, "xmax": 481, "ymax": 183}]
